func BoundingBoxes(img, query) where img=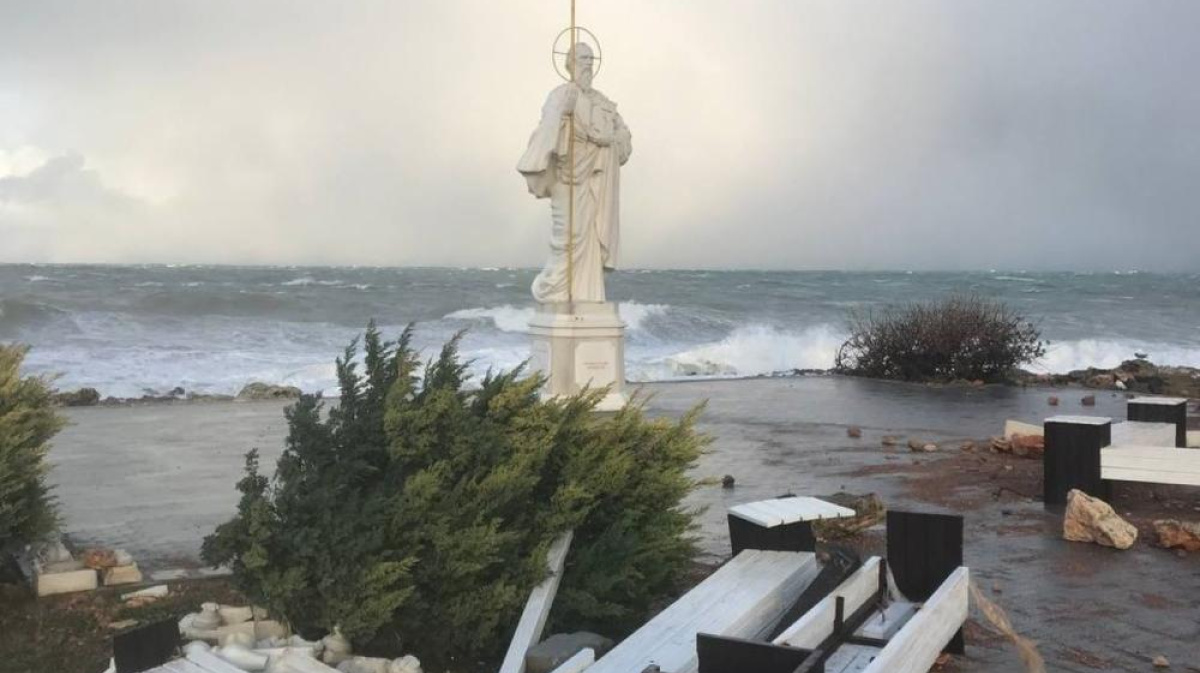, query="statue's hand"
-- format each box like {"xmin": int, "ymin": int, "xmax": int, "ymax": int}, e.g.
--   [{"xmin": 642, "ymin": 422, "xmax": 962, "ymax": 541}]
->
[{"xmin": 561, "ymin": 84, "xmax": 582, "ymax": 115}]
